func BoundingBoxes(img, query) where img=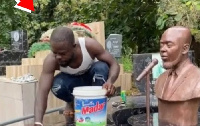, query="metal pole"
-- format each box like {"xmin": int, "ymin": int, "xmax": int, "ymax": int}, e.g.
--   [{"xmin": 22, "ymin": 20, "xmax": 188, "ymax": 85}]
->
[
  {"xmin": 146, "ymin": 72, "xmax": 150, "ymax": 126},
  {"xmin": 0, "ymin": 106, "xmax": 65, "ymax": 126}
]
